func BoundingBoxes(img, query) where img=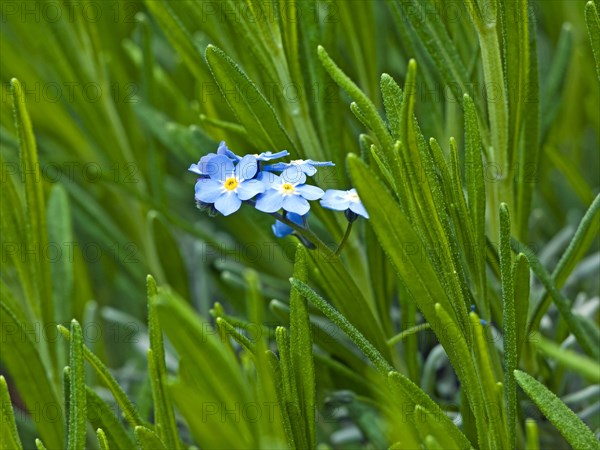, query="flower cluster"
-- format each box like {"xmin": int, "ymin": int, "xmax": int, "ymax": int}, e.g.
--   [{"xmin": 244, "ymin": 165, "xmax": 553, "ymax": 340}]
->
[{"xmin": 190, "ymin": 141, "xmax": 368, "ymax": 245}]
